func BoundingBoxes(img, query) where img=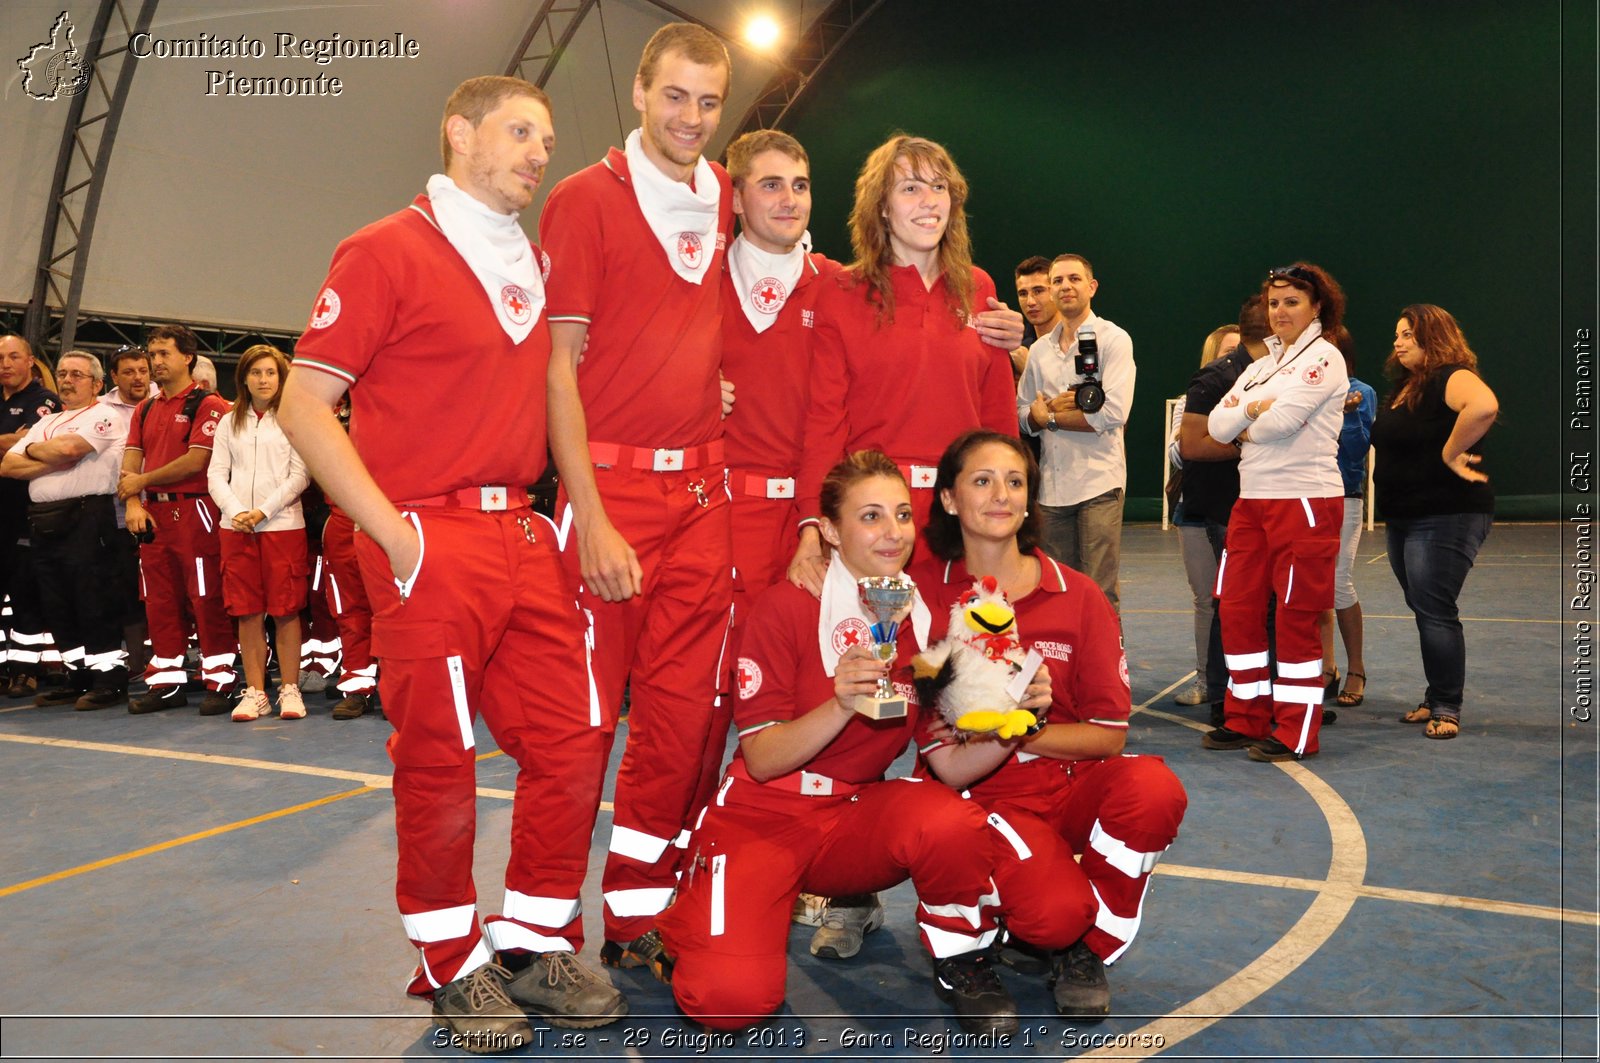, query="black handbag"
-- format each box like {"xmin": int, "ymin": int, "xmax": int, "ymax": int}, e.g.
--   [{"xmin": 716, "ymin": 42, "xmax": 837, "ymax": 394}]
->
[{"xmin": 27, "ymin": 496, "xmax": 88, "ymax": 540}]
